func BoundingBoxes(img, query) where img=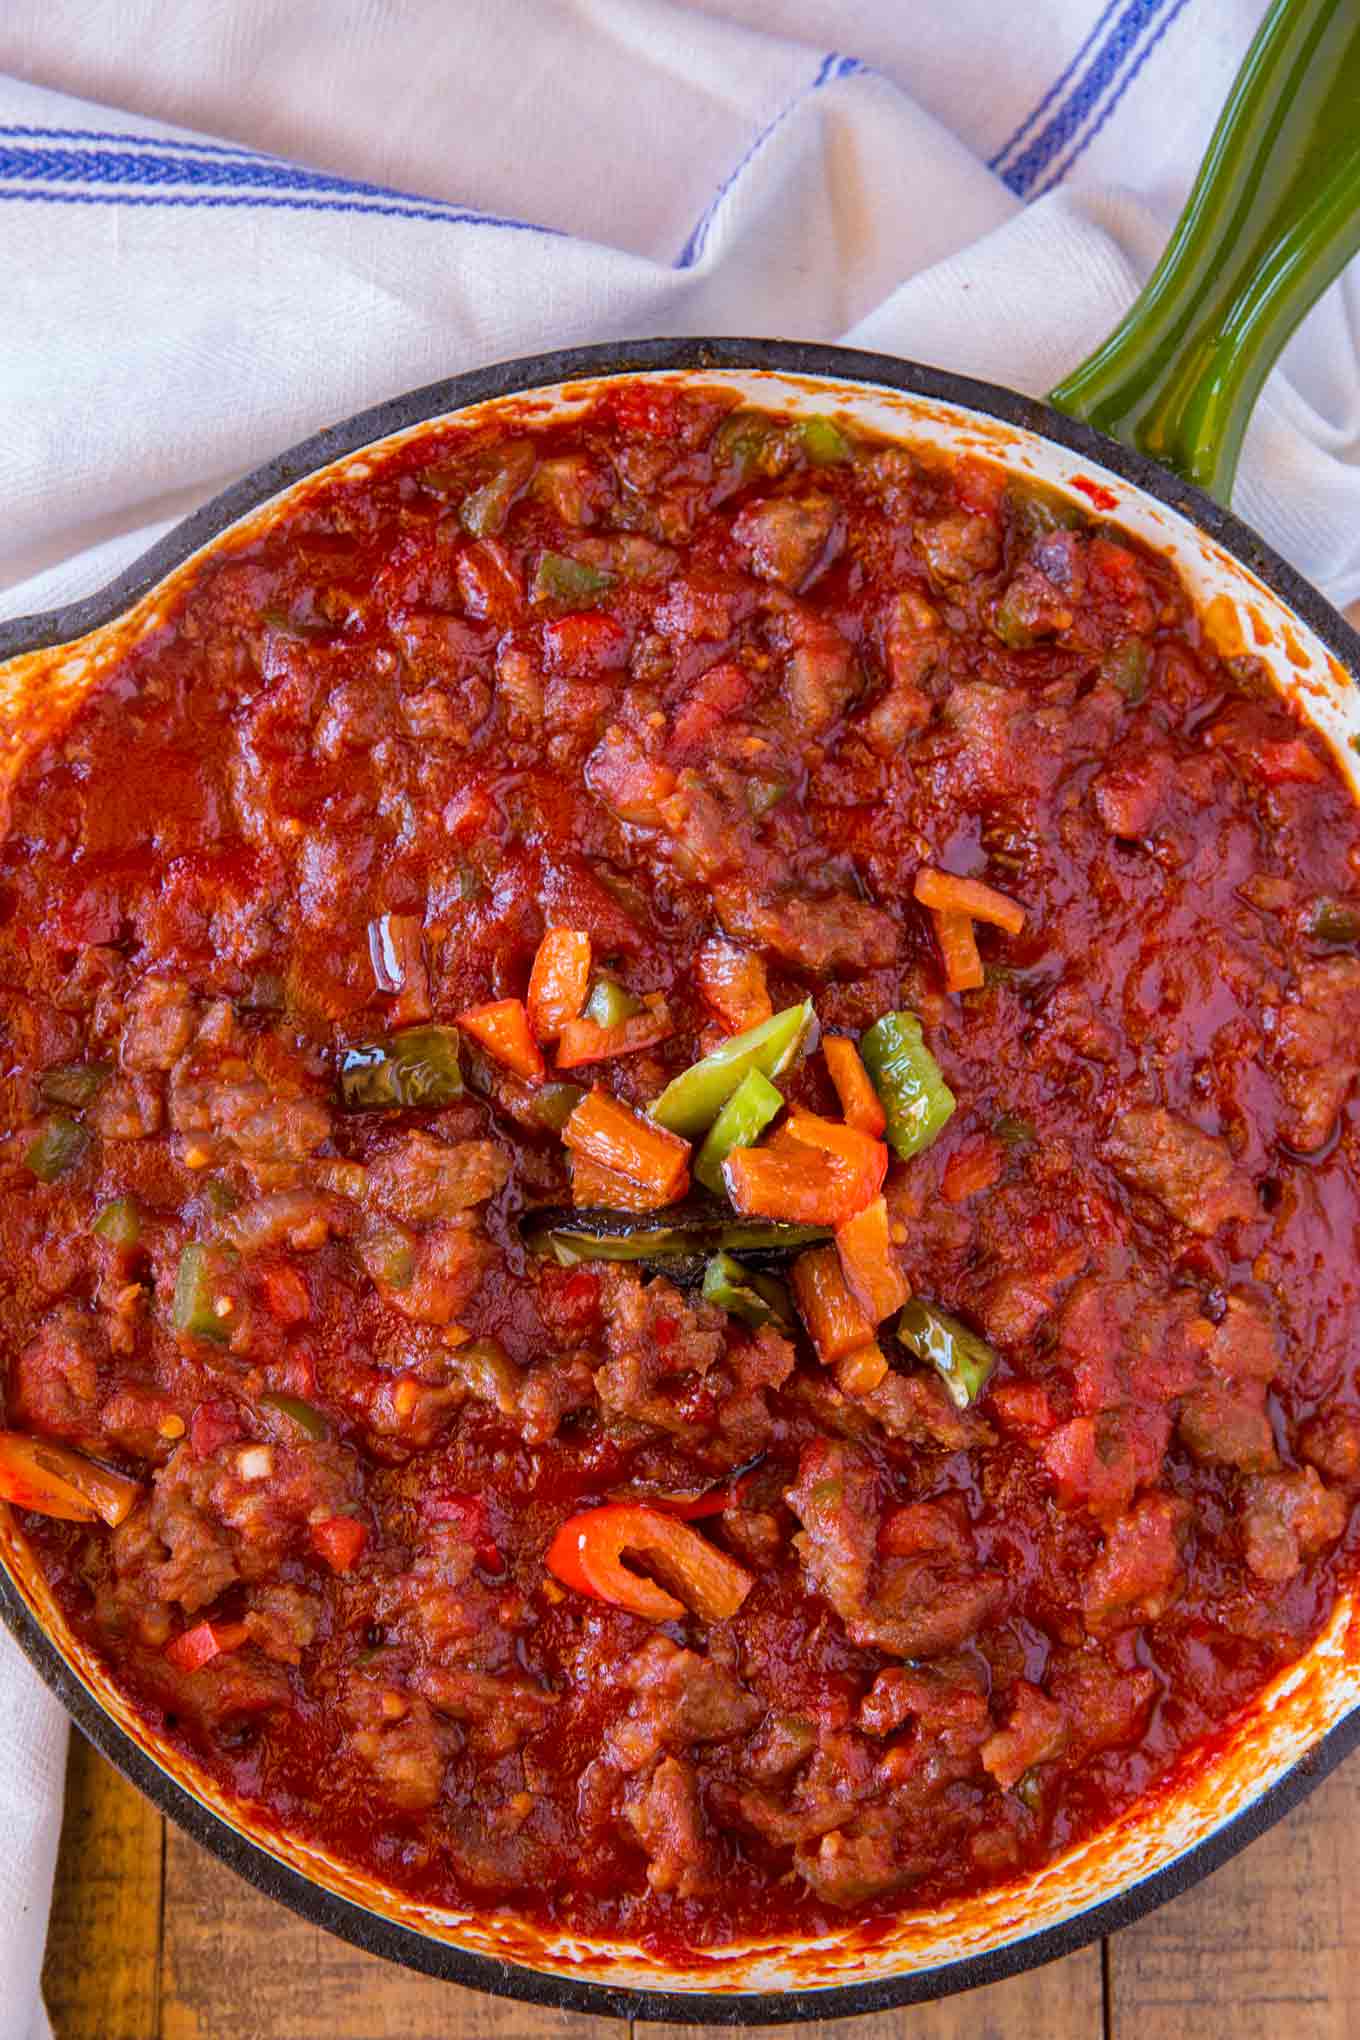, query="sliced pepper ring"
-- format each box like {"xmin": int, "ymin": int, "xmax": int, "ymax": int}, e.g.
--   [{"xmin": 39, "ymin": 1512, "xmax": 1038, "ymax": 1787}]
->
[{"xmin": 545, "ymin": 1502, "xmax": 753, "ymax": 1623}]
